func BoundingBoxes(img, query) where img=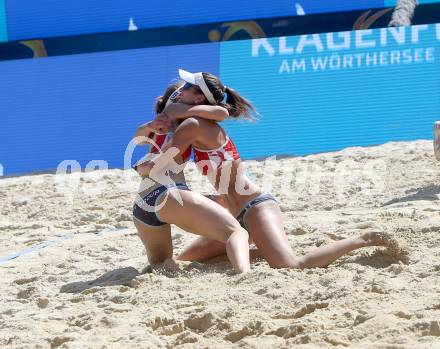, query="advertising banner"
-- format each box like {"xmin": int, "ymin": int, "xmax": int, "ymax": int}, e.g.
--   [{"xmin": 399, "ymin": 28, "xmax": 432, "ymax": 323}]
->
[{"xmin": 1, "ymin": 24, "xmax": 439, "ymax": 175}]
